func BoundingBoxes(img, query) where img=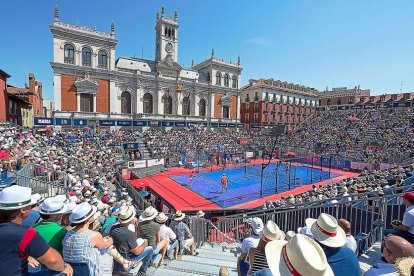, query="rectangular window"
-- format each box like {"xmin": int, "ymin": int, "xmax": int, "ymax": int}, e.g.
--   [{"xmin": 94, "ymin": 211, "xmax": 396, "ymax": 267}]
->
[
  {"xmin": 392, "ymin": 94, "xmax": 397, "ymax": 101},
  {"xmin": 254, "ymin": 103, "xmax": 258, "ymax": 112},
  {"xmin": 245, "ymin": 113, "xmax": 249, "ymax": 122},
  {"xmin": 264, "ymin": 114, "xmax": 268, "ymax": 122},
  {"xmin": 254, "ymin": 113, "xmax": 258, "ymax": 123},
  {"xmin": 245, "ymin": 103, "xmax": 249, "ymax": 112},
  {"xmin": 9, "ymin": 100, "xmax": 13, "ymax": 114}
]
